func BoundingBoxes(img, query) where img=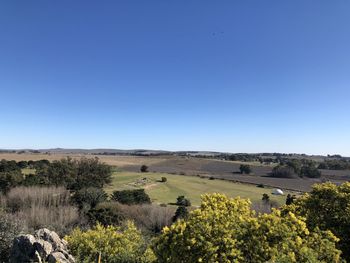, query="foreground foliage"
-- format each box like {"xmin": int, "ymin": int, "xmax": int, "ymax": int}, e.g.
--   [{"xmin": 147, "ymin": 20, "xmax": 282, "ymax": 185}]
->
[
  {"xmin": 284, "ymin": 182, "xmax": 350, "ymax": 261},
  {"xmin": 66, "ymin": 221, "xmax": 155, "ymax": 263},
  {"xmin": 153, "ymin": 193, "xmax": 342, "ymax": 263},
  {"xmin": 0, "ymin": 211, "xmax": 24, "ymax": 262}
]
